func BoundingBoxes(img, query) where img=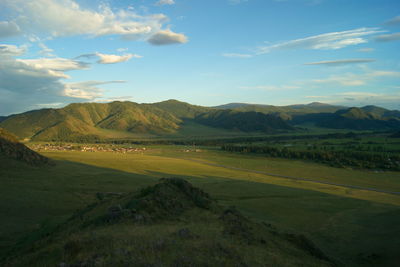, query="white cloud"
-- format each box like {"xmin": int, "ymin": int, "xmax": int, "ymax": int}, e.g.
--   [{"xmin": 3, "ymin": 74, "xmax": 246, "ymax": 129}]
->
[
  {"xmin": 147, "ymin": 29, "xmax": 188, "ymax": 45},
  {"xmin": 18, "ymin": 58, "xmax": 89, "ymax": 73},
  {"xmin": 33, "ymin": 102, "xmax": 64, "ymax": 109},
  {"xmin": 257, "ymin": 28, "xmax": 383, "ymax": 54},
  {"xmin": 38, "ymin": 42, "xmax": 55, "ymax": 57},
  {"xmin": 76, "ymin": 52, "xmax": 142, "ymax": 64},
  {"xmin": 63, "ymin": 81, "xmax": 125, "ymax": 99},
  {"xmin": 0, "ymin": 44, "xmax": 27, "ymax": 57},
  {"xmin": 155, "ymin": 0, "xmax": 175, "ymax": 6},
  {"xmin": 222, "ymin": 53, "xmax": 253, "ymax": 58},
  {"xmin": 375, "ymin": 32, "xmax": 400, "ymax": 42},
  {"xmin": 0, "ymin": 21, "xmax": 20, "ymax": 38},
  {"xmin": 96, "ymin": 53, "xmax": 142, "ymax": 64},
  {"xmin": 0, "ymin": 44, "xmax": 128, "ymax": 114},
  {"xmin": 0, "ymin": 0, "xmax": 187, "ymax": 45},
  {"xmin": 304, "ymin": 58, "xmax": 375, "ymax": 66}
]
